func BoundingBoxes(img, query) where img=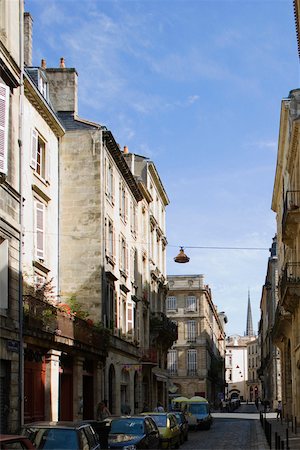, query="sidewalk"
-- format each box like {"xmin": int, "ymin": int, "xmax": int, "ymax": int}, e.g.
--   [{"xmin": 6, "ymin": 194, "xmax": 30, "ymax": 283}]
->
[{"xmin": 257, "ymin": 404, "xmax": 300, "ymax": 449}]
